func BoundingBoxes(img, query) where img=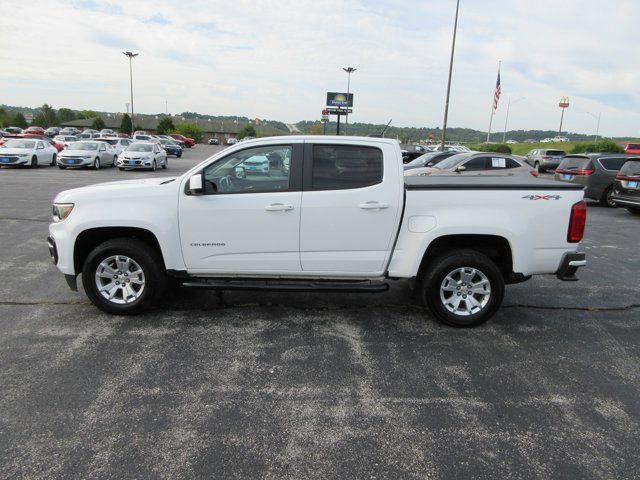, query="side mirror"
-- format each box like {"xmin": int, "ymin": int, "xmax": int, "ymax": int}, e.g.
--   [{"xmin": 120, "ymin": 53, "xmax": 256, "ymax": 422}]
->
[
  {"xmin": 235, "ymin": 166, "xmax": 245, "ymax": 179},
  {"xmin": 188, "ymin": 174, "xmax": 204, "ymax": 195},
  {"xmin": 455, "ymin": 165, "xmax": 466, "ymax": 173}
]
